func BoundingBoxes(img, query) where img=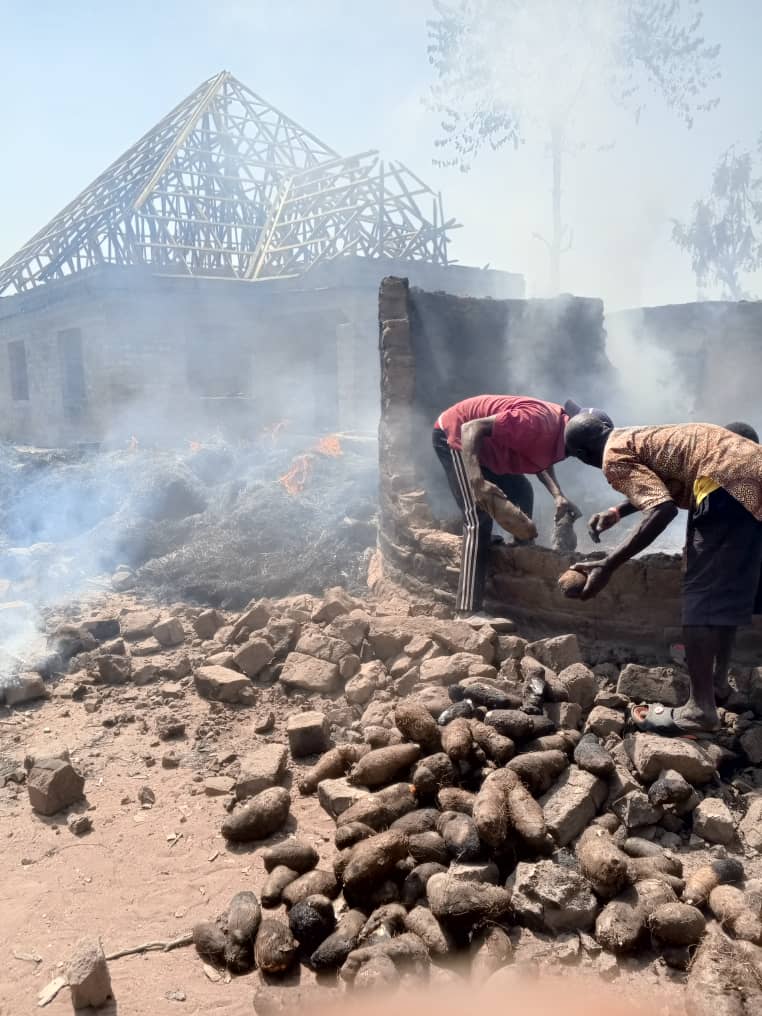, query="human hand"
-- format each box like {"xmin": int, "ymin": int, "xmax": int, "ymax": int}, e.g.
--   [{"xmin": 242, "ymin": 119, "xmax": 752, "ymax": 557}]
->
[
  {"xmin": 571, "ymin": 559, "xmax": 613, "ymax": 599},
  {"xmin": 587, "ymin": 507, "xmax": 619, "ymax": 544},
  {"xmin": 554, "ymin": 496, "xmax": 582, "ymax": 522}
]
